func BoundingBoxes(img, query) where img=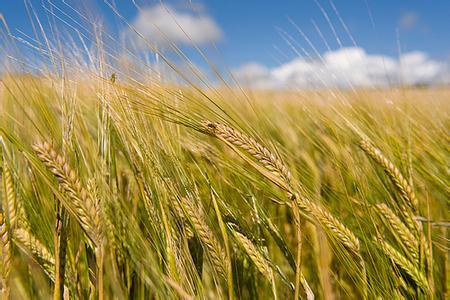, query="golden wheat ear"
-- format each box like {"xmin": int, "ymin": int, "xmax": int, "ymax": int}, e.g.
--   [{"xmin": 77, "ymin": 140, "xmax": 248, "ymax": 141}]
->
[
  {"xmin": 32, "ymin": 141, "xmax": 103, "ymax": 246},
  {"xmin": 174, "ymin": 196, "xmax": 228, "ymax": 280},
  {"xmin": 359, "ymin": 140, "xmax": 418, "ymax": 212},
  {"xmin": 202, "ymin": 121, "xmax": 292, "ymax": 191},
  {"xmin": 202, "ymin": 122, "xmax": 361, "ymax": 254},
  {"xmin": 201, "ymin": 121, "xmax": 367, "ymax": 297},
  {"xmin": 13, "ymin": 227, "xmax": 55, "ymax": 280},
  {"xmin": 0, "ymin": 210, "xmax": 12, "ymax": 299},
  {"xmin": 375, "ymin": 203, "xmax": 418, "ymax": 263},
  {"xmin": 376, "ymin": 237, "xmax": 429, "ymax": 294}
]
